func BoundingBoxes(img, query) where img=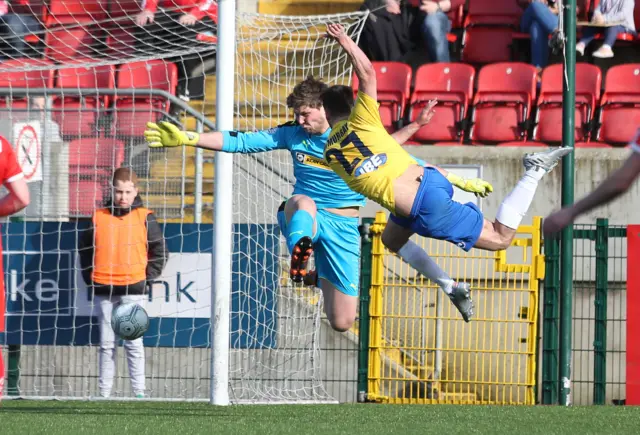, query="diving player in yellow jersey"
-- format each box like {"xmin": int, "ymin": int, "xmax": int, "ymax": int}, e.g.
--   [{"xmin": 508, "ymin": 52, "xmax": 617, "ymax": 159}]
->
[{"xmin": 323, "ymin": 23, "xmax": 572, "ymax": 322}]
